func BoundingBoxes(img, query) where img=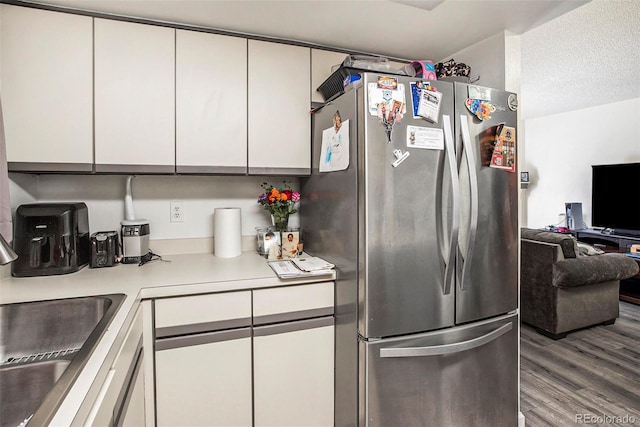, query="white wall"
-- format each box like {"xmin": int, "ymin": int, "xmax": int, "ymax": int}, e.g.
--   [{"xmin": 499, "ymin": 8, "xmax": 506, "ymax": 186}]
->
[
  {"xmin": 441, "ymin": 32, "xmax": 506, "ymax": 90},
  {"xmin": 8, "ymin": 174, "xmax": 300, "ymax": 240},
  {"xmin": 523, "ymin": 97, "xmax": 640, "ymax": 228}
]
